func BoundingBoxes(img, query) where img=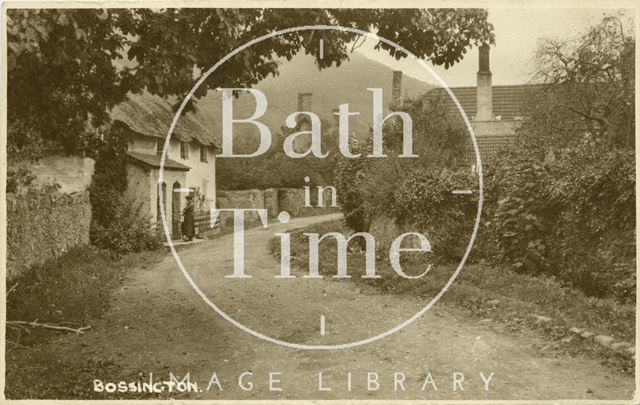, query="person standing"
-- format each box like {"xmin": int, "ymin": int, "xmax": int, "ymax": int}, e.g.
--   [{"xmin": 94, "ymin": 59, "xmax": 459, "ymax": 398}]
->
[{"xmin": 182, "ymin": 195, "xmax": 195, "ymax": 241}]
